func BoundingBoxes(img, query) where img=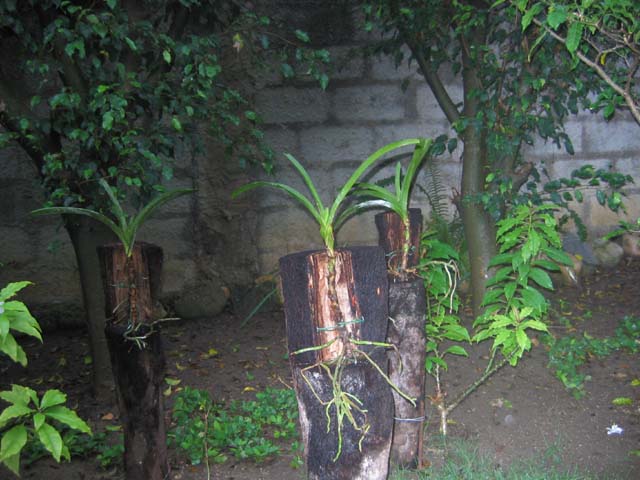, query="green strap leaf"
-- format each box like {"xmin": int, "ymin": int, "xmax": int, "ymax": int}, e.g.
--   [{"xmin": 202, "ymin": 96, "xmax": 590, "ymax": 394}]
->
[
  {"xmin": 31, "ymin": 207, "xmax": 125, "ymax": 246},
  {"xmin": 128, "ymin": 187, "xmax": 194, "ymax": 255}
]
